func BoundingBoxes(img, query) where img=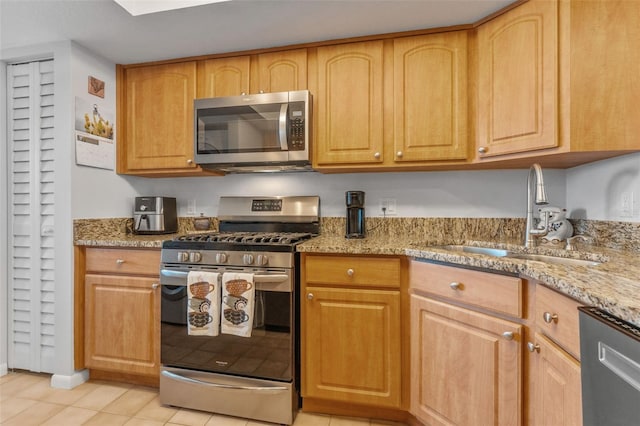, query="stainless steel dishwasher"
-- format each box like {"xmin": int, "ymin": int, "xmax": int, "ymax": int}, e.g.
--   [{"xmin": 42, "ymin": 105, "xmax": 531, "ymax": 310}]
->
[{"xmin": 579, "ymin": 306, "xmax": 640, "ymax": 426}]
